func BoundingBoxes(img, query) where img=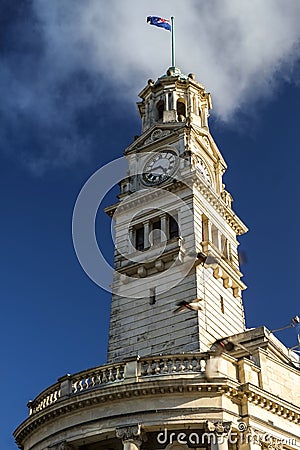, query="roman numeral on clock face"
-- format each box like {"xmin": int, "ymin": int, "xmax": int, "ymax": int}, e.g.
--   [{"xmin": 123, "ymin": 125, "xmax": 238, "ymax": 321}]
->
[{"xmin": 142, "ymin": 151, "xmax": 178, "ymax": 185}]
